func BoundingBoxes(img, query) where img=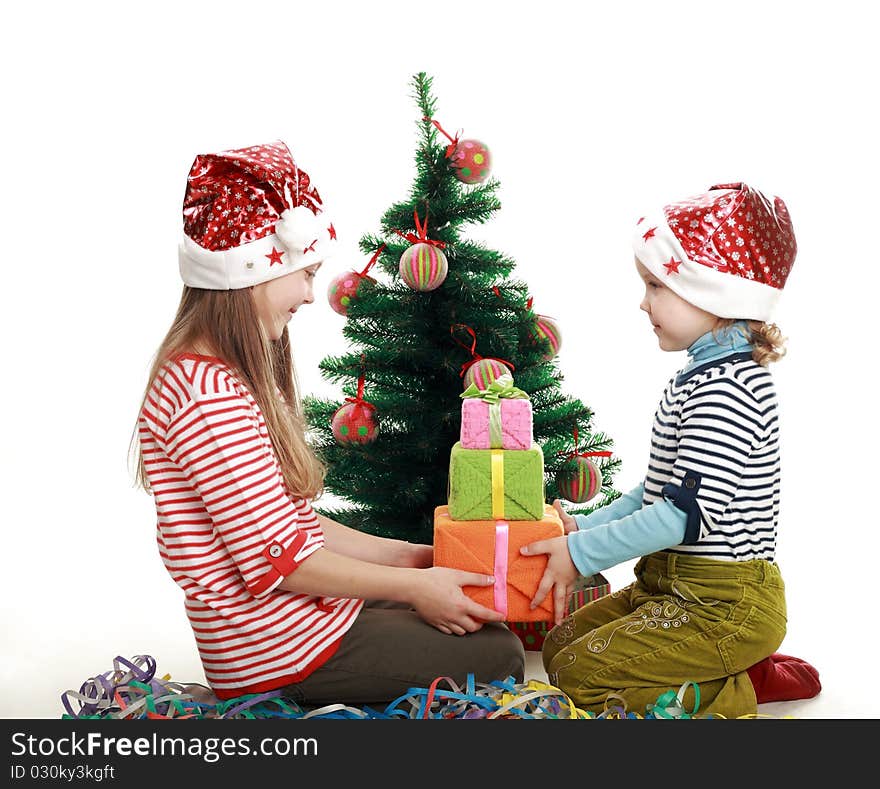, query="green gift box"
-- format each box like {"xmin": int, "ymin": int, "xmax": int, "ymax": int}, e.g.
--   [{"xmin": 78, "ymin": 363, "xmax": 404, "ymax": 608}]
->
[{"xmin": 447, "ymin": 441, "xmax": 546, "ymax": 521}]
